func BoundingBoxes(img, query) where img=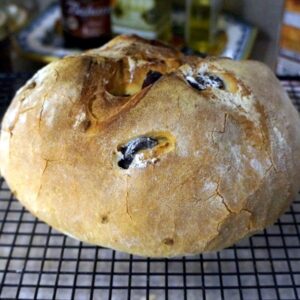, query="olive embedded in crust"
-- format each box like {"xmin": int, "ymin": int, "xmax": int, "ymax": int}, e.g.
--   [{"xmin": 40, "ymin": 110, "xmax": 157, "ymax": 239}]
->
[
  {"xmin": 142, "ymin": 70, "xmax": 163, "ymax": 88},
  {"xmin": 118, "ymin": 136, "xmax": 158, "ymax": 169},
  {"xmin": 186, "ymin": 73, "xmax": 225, "ymax": 91}
]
